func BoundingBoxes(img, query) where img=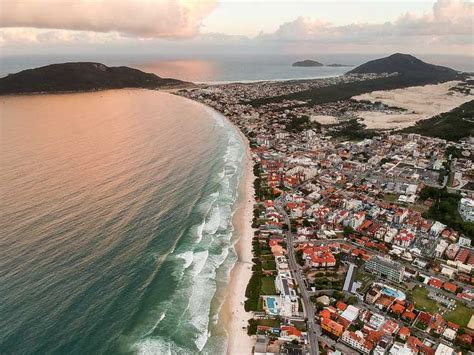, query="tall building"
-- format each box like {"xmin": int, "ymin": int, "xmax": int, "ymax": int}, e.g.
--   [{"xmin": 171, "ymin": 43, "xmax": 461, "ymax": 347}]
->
[{"xmin": 365, "ymin": 256, "xmax": 404, "ymax": 282}]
